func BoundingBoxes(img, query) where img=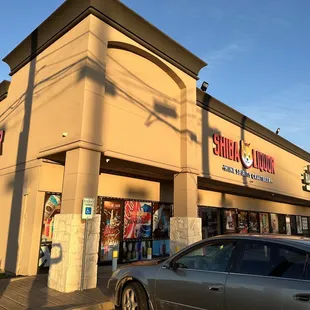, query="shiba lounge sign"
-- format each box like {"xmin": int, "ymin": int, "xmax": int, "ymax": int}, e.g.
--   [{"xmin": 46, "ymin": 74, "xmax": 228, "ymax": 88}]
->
[{"xmin": 213, "ymin": 133, "xmax": 275, "ymax": 183}]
